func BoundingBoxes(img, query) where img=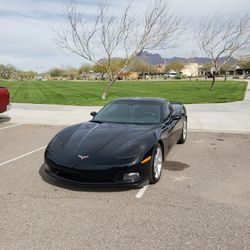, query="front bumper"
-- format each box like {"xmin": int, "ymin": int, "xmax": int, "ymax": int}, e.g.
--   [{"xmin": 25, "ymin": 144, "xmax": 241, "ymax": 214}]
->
[
  {"xmin": 44, "ymin": 158, "xmax": 150, "ymax": 187},
  {"xmin": 6, "ymin": 104, "xmax": 11, "ymax": 111},
  {"xmin": 0, "ymin": 104, "xmax": 11, "ymax": 113}
]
